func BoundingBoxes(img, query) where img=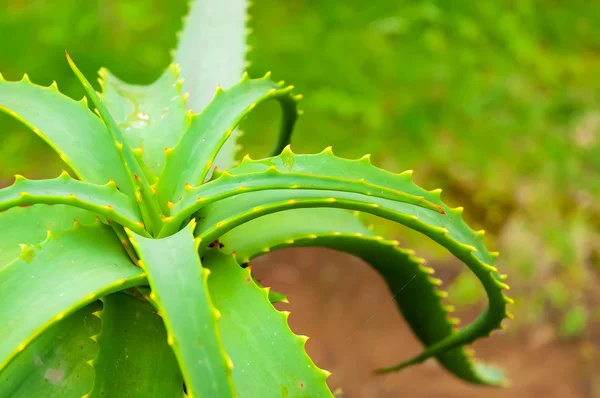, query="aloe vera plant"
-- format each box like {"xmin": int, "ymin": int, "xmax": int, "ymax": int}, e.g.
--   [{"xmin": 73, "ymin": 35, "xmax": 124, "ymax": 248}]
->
[{"xmin": 0, "ymin": 1, "xmax": 513, "ymax": 397}]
